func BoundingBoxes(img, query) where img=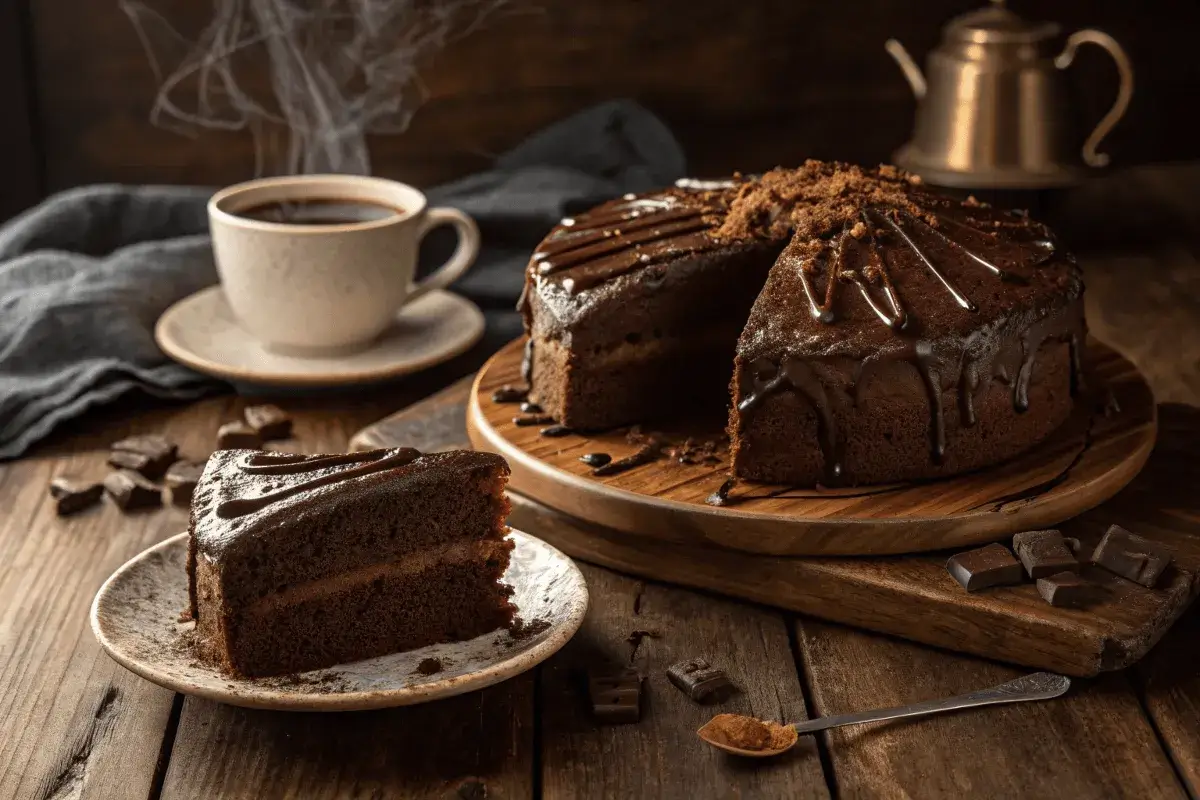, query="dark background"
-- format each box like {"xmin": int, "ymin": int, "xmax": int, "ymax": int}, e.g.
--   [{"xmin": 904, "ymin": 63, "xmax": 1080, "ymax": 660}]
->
[{"xmin": 2, "ymin": 0, "xmax": 1198, "ymax": 221}]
